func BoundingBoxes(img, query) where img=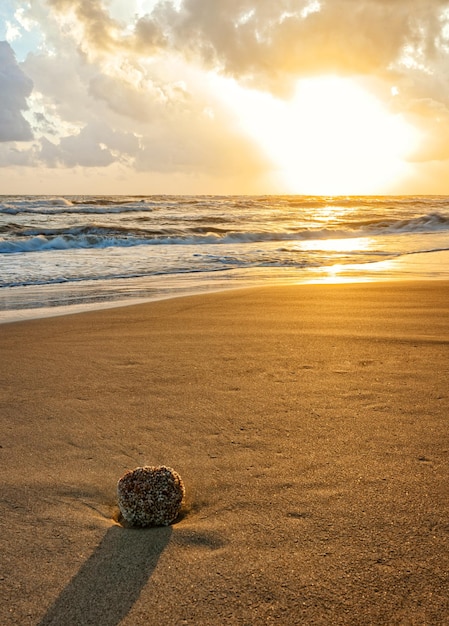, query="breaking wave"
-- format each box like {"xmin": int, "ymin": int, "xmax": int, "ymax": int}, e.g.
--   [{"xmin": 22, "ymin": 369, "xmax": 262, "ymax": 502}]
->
[{"xmin": 1, "ymin": 212, "xmax": 449, "ymax": 254}]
